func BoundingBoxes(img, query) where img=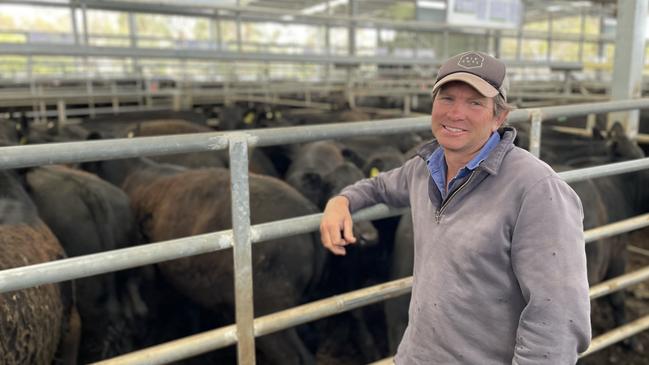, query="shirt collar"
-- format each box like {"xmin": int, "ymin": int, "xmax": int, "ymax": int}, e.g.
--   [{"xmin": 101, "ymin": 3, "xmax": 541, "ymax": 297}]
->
[
  {"xmin": 466, "ymin": 130, "xmax": 501, "ymax": 170},
  {"xmin": 426, "ymin": 130, "xmax": 501, "ymax": 172}
]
